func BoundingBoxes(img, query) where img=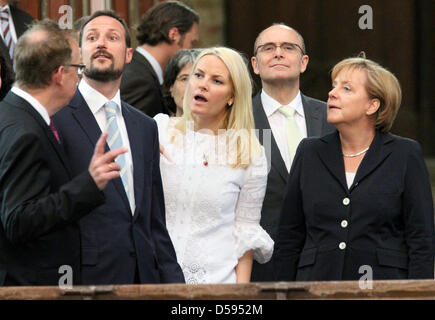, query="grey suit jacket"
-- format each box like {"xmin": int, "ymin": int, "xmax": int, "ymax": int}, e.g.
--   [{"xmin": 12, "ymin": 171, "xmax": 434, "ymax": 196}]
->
[{"xmin": 251, "ymin": 90, "xmax": 335, "ymax": 282}]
